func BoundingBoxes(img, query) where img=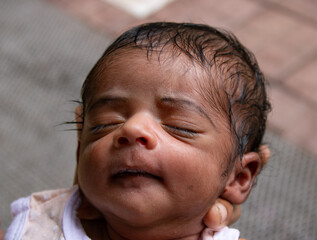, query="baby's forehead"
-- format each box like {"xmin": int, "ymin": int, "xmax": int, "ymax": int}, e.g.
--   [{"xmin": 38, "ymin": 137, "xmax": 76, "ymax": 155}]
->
[
  {"xmin": 89, "ymin": 49, "xmax": 233, "ymax": 119},
  {"xmin": 102, "ymin": 46, "xmax": 238, "ymax": 79},
  {"xmin": 89, "ymin": 46, "xmax": 241, "ymax": 101},
  {"xmin": 94, "ymin": 49, "xmax": 199, "ymax": 87}
]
